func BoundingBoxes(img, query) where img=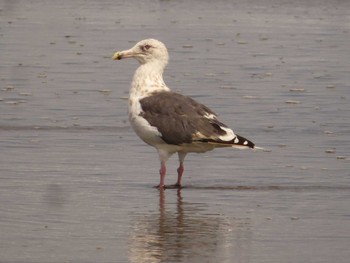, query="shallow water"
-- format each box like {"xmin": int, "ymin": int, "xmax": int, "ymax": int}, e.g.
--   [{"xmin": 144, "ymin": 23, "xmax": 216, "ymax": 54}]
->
[{"xmin": 1, "ymin": 0, "xmax": 350, "ymax": 262}]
